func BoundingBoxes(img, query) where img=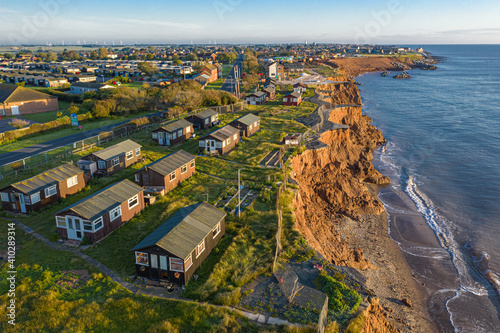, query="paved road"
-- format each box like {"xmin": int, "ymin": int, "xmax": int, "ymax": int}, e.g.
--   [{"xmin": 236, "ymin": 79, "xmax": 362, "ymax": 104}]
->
[
  {"xmin": 220, "ymin": 55, "xmax": 244, "ymax": 96},
  {"xmin": 0, "ymin": 112, "xmax": 163, "ymax": 166}
]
